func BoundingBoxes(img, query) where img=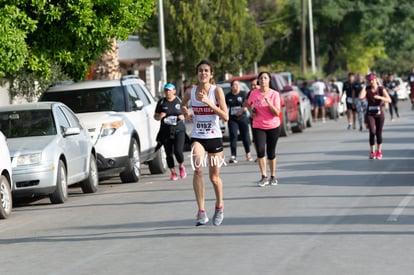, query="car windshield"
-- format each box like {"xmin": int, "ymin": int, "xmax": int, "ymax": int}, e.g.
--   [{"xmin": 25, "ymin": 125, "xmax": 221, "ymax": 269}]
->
[
  {"xmin": 218, "ymin": 82, "xmax": 250, "ymax": 95},
  {"xmin": 0, "ymin": 110, "xmax": 57, "ymax": 138},
  {"xmin": 41, "ymin": 87, "xmax": 125, "ymax": 113},
  {"xmin": 218, "ymin": 85, "xmax": 231, "ymax": 95}
]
